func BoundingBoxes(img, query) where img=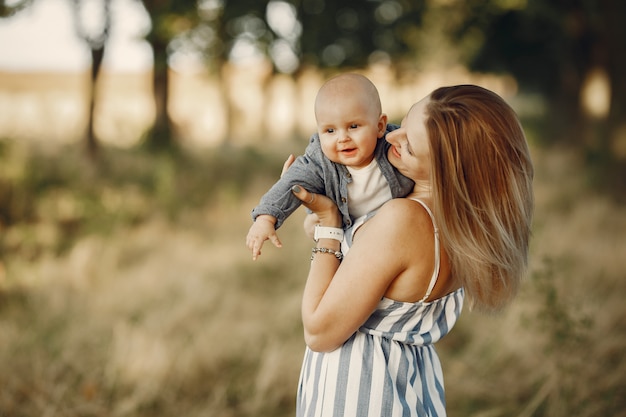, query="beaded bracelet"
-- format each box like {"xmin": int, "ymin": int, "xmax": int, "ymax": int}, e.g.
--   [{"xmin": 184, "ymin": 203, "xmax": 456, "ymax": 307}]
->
[{"xmin": 311, "ymin": 247, "xmax": 343, "ymax": 261}]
